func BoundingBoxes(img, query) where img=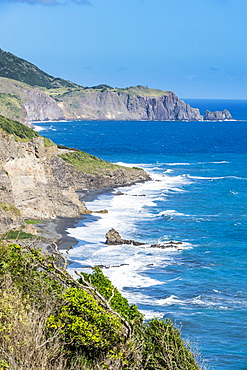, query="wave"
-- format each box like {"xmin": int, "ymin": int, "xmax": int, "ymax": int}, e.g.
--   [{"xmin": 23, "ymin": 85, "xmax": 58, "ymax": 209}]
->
[
  {"xmin": 187, "ymin": 175, "xmax": 225, "ymax": 180},
  {"xmin": 158, "ymin": 210, "xmax": 188, "ymax": 217},
  {"xmin": 33, "ymin": 125, "xmax": 46, "ymax": 132},
  {"xmin": 188, "ymin": 175, "xmax": 247, "ymax": 181},
  {"xmin": 166, "ymin": 162, "xmax": 191, "ymax": 166}
]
